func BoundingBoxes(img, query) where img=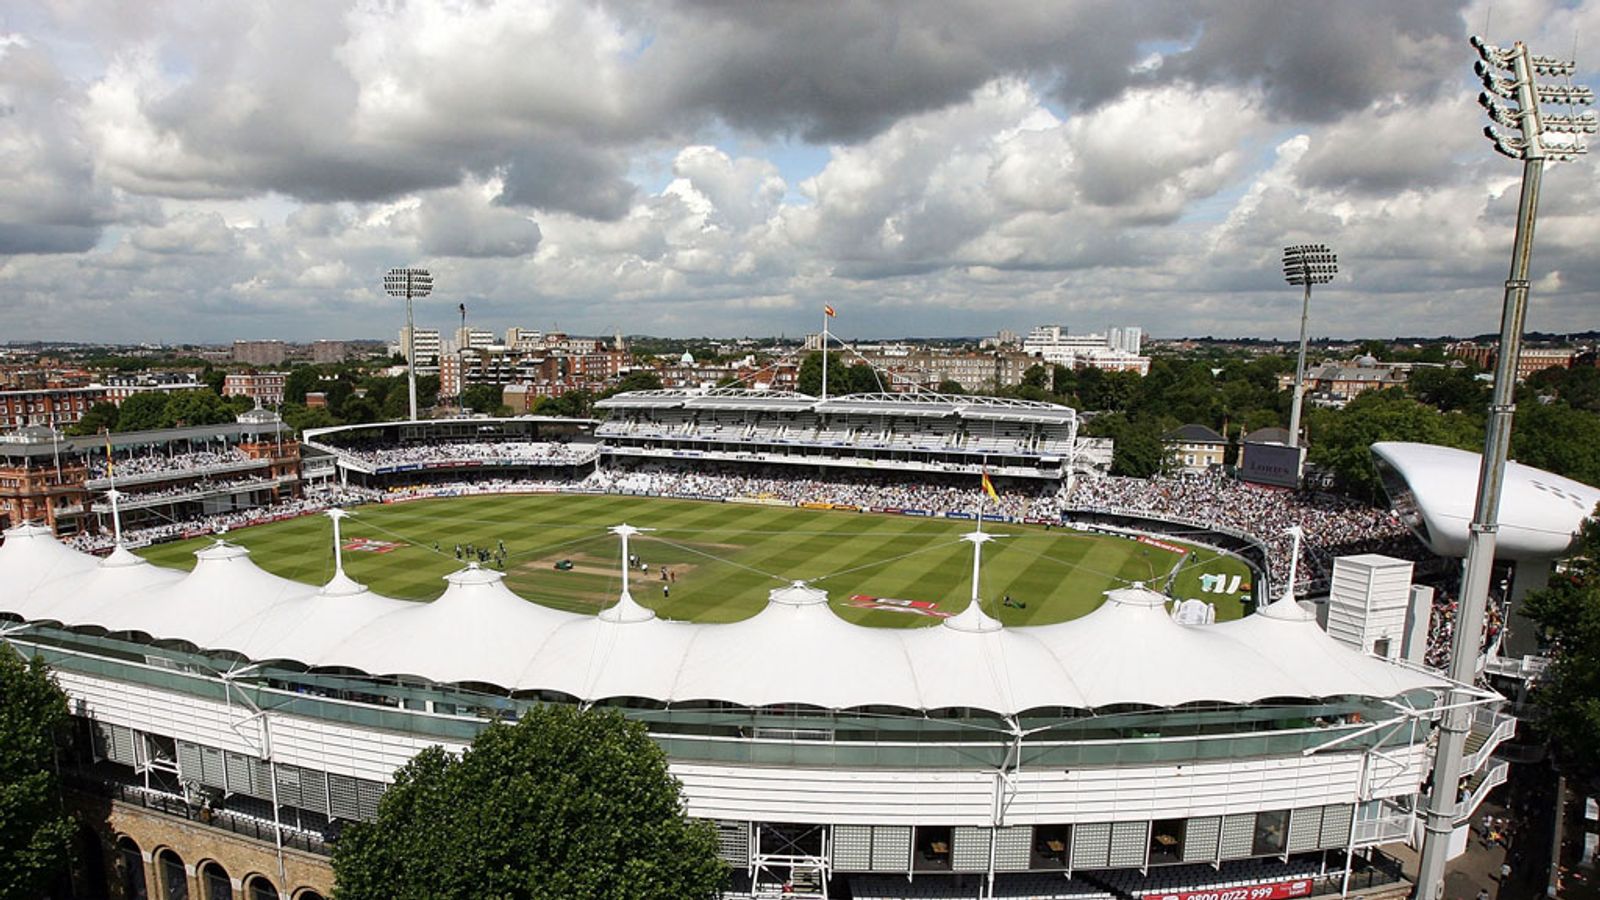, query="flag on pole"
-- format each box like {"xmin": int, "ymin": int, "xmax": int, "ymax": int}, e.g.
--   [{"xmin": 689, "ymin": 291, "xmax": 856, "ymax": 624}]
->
[
  {"xmin": 103, "ymin": 431, "xmax": 114, "ymax": 479},
  {"xmin": 981, "ymin": 470, "xmax": 999, "ymax": 501},
  {"xmin": 824, "ymin": 305, "xmax": 836, "ymax": 317}
]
